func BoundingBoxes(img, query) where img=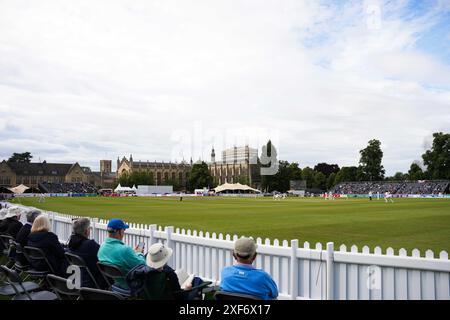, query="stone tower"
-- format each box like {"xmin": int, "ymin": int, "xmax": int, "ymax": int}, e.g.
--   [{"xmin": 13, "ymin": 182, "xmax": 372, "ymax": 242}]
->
[{"xmin": 100, "ymin": 160, "xmax": 112, "ymax": 174}]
